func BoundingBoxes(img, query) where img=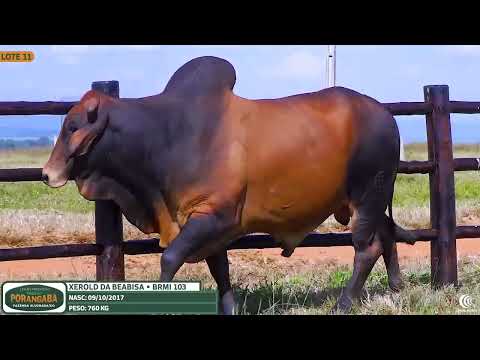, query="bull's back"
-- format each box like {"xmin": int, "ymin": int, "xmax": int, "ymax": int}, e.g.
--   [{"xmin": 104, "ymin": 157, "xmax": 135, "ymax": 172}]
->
[{"xmin": 239, "ymin": 89, "xmax": 362, "ymax": 242}]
